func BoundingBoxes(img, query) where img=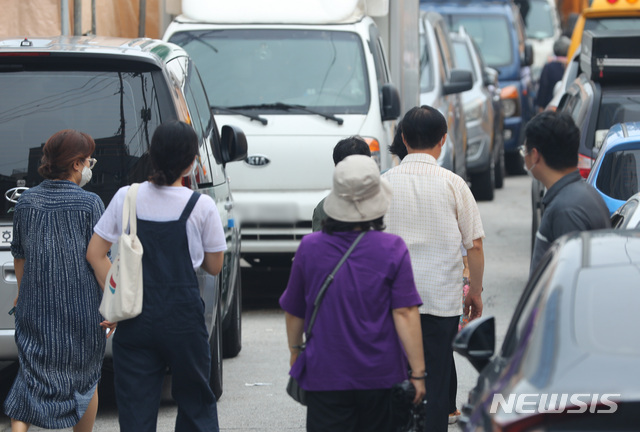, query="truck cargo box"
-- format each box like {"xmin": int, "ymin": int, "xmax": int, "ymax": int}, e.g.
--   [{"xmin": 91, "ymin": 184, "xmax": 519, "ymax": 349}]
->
[{"xmin": 580, "ymin": 29, "xmax": 640, "ymax": 83}]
